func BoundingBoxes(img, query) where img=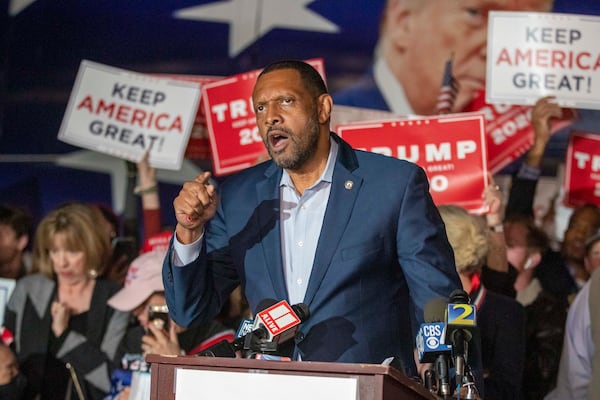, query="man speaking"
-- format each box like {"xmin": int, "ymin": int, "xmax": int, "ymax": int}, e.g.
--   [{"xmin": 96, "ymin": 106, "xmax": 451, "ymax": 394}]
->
[{"xmin": 163, "ymin": 60, "xmax": 460, "ymax": 372}]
